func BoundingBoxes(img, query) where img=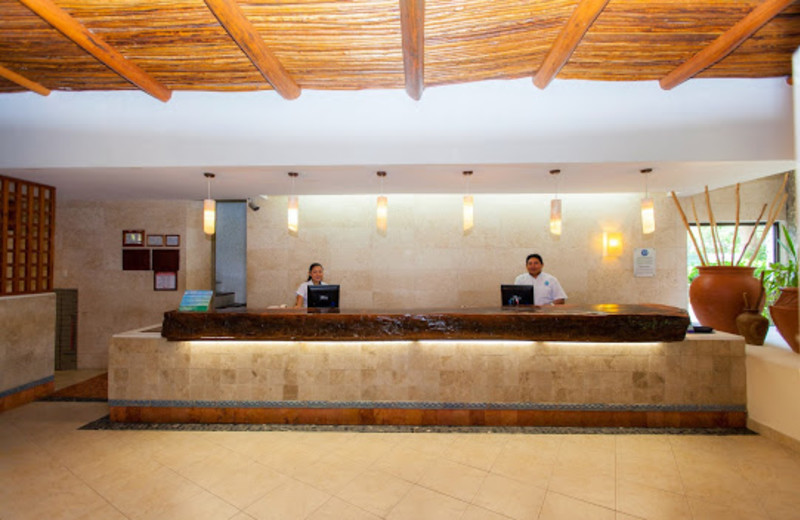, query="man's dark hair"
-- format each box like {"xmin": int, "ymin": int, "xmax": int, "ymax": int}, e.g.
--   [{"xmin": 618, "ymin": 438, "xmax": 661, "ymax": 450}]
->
[{"xmin": 525, "ymin": 253, "xmax": 543, "ymax": 264}]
